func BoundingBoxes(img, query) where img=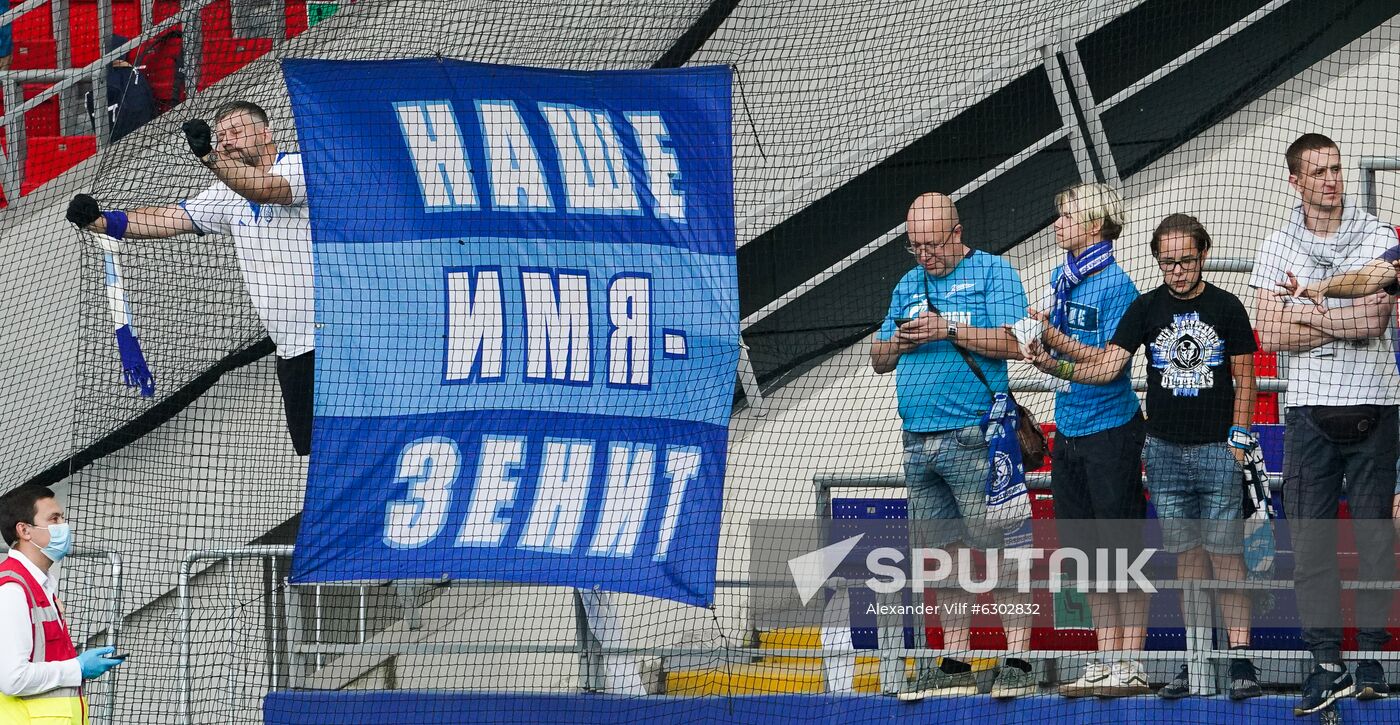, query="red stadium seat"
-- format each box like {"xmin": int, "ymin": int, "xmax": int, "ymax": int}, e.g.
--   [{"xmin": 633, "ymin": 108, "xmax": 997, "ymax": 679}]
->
[
  {"xmin": 1253, "ymin": 332, "xmax": 1279, "ymax": 424},
  {"xmin": 68, "ymin": 0, "xmax": 144, "ymax": 67},
  {"xmin": 199, "ymin": 37, "xmax": 272, "ymax": 90},
  {"xmin": 134, "ymin": 30, "xmax": 186, "ymax": 111},
  {"xmin": 11, "ymin": 39, "xmax": 58, "ymax": 69},
  {"xmin": 20, "ymin": 83, "xmax": 60, "ymax": 137},
  {"xmin": 10, "ymin": 1, "xmax": 53, "ymax": 44},
  {"xmin": 22, "ymin": 136, "xmax": 97, "ymax": 195},
  {"xmin": 284, "ymin": 0, "xmax": 309, "ymax": 38}
]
